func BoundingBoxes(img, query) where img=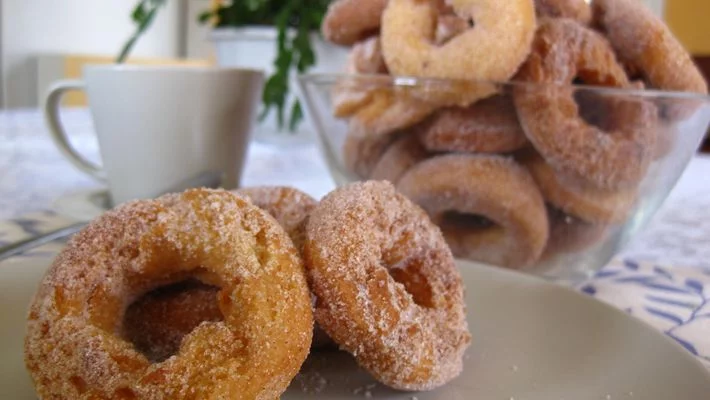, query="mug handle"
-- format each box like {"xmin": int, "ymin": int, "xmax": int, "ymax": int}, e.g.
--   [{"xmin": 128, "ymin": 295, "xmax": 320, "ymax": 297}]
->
[{"xmin": 43, "ymin": 80, "xmax": 106, "ymax": 181}]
